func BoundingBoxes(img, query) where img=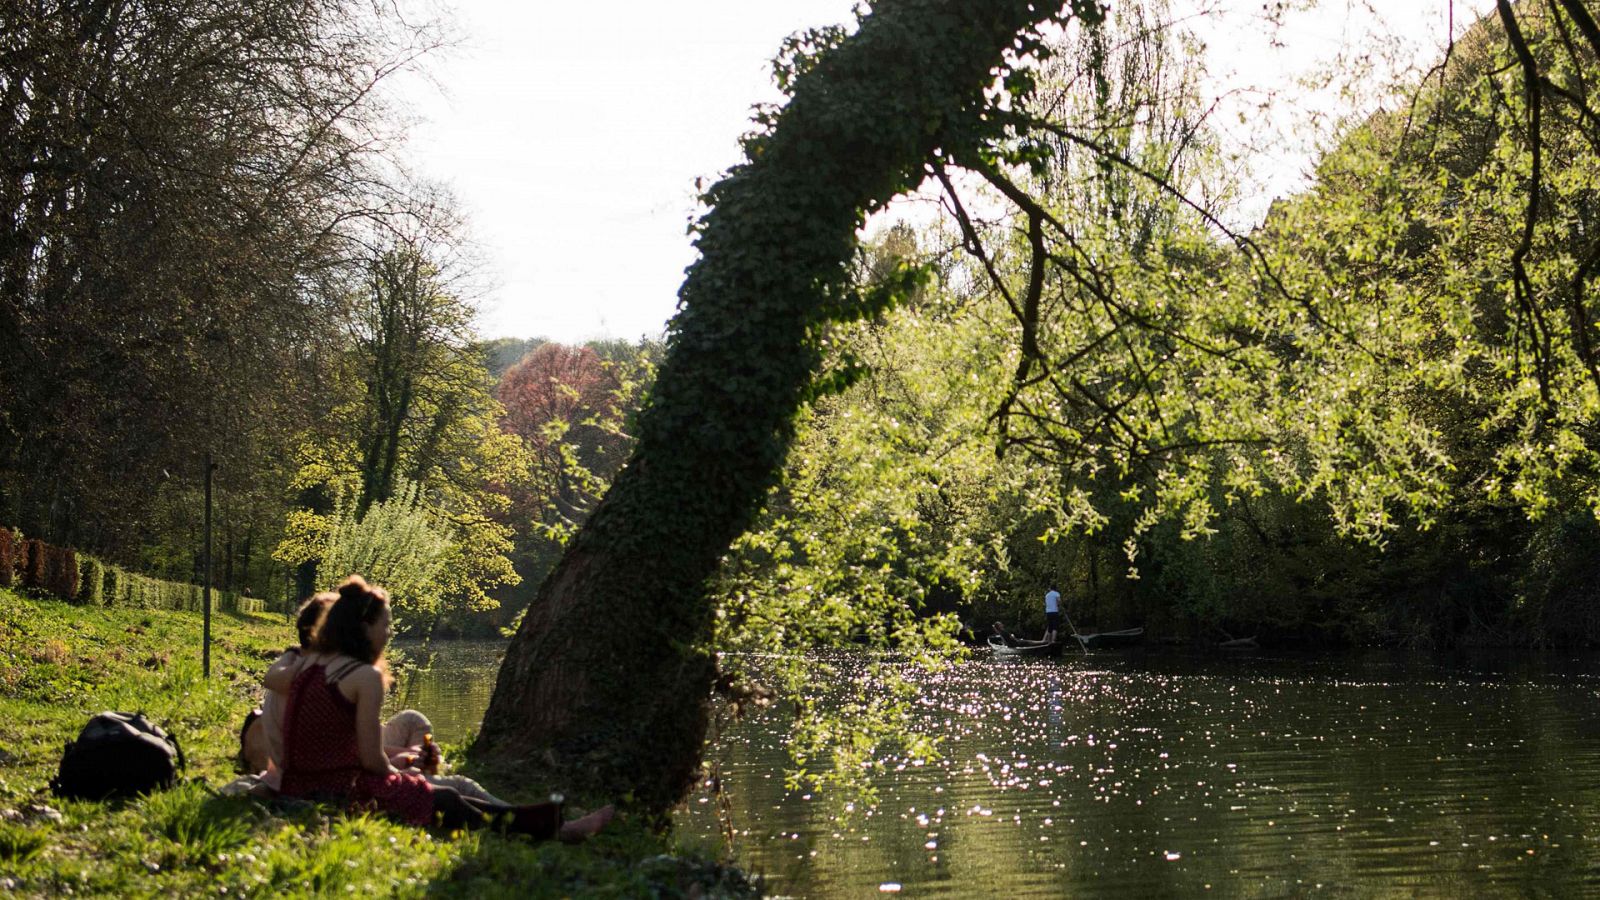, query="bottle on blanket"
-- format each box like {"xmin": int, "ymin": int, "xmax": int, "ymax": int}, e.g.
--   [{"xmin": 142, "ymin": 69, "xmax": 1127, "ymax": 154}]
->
[{"xmin": 420, "ymin": 732, "xmax": 441, "ymax": 776}]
